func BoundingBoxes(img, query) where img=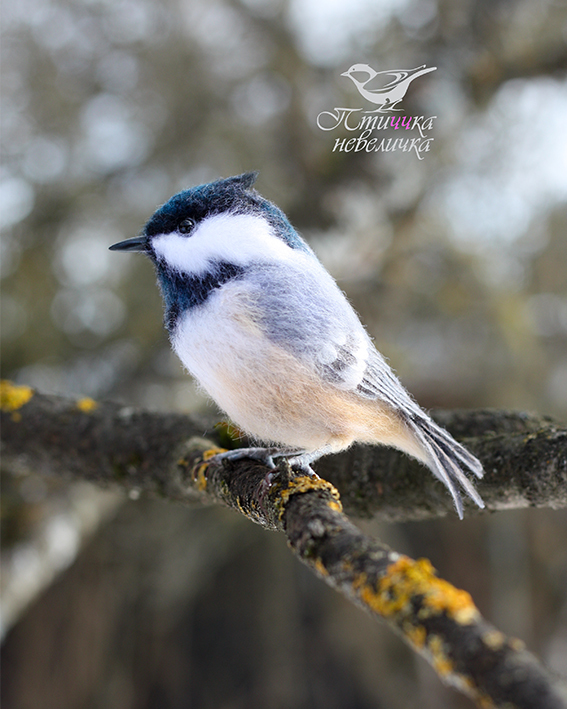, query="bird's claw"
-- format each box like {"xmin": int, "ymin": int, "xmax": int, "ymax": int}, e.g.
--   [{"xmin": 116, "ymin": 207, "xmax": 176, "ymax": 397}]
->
[
  {"xmin": 285, "ymin": 455, "xmax": 319, "ymax": 478},
  {"xmin": 208, "ymin": 447, "xmax": 321, "ymax": 478}
]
